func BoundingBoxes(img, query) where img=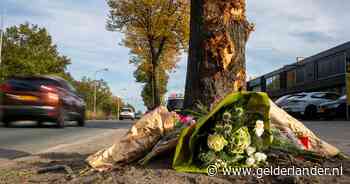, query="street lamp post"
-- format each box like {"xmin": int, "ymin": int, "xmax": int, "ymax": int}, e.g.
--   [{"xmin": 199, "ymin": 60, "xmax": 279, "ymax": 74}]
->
[
  {"xmin": 116, "ymin": 96, "xmax": 120, "ymax": 120},
  {"xmin": 116, "ymin": 88, "xmax": 128, "ymax": 120},
  {"xmin": 0, "ymin": 10, "xmax": 5, "ymax": 77},
  {"xmin": 93, "ymin": 68, "xmax": 108, "ymax": 119}
]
